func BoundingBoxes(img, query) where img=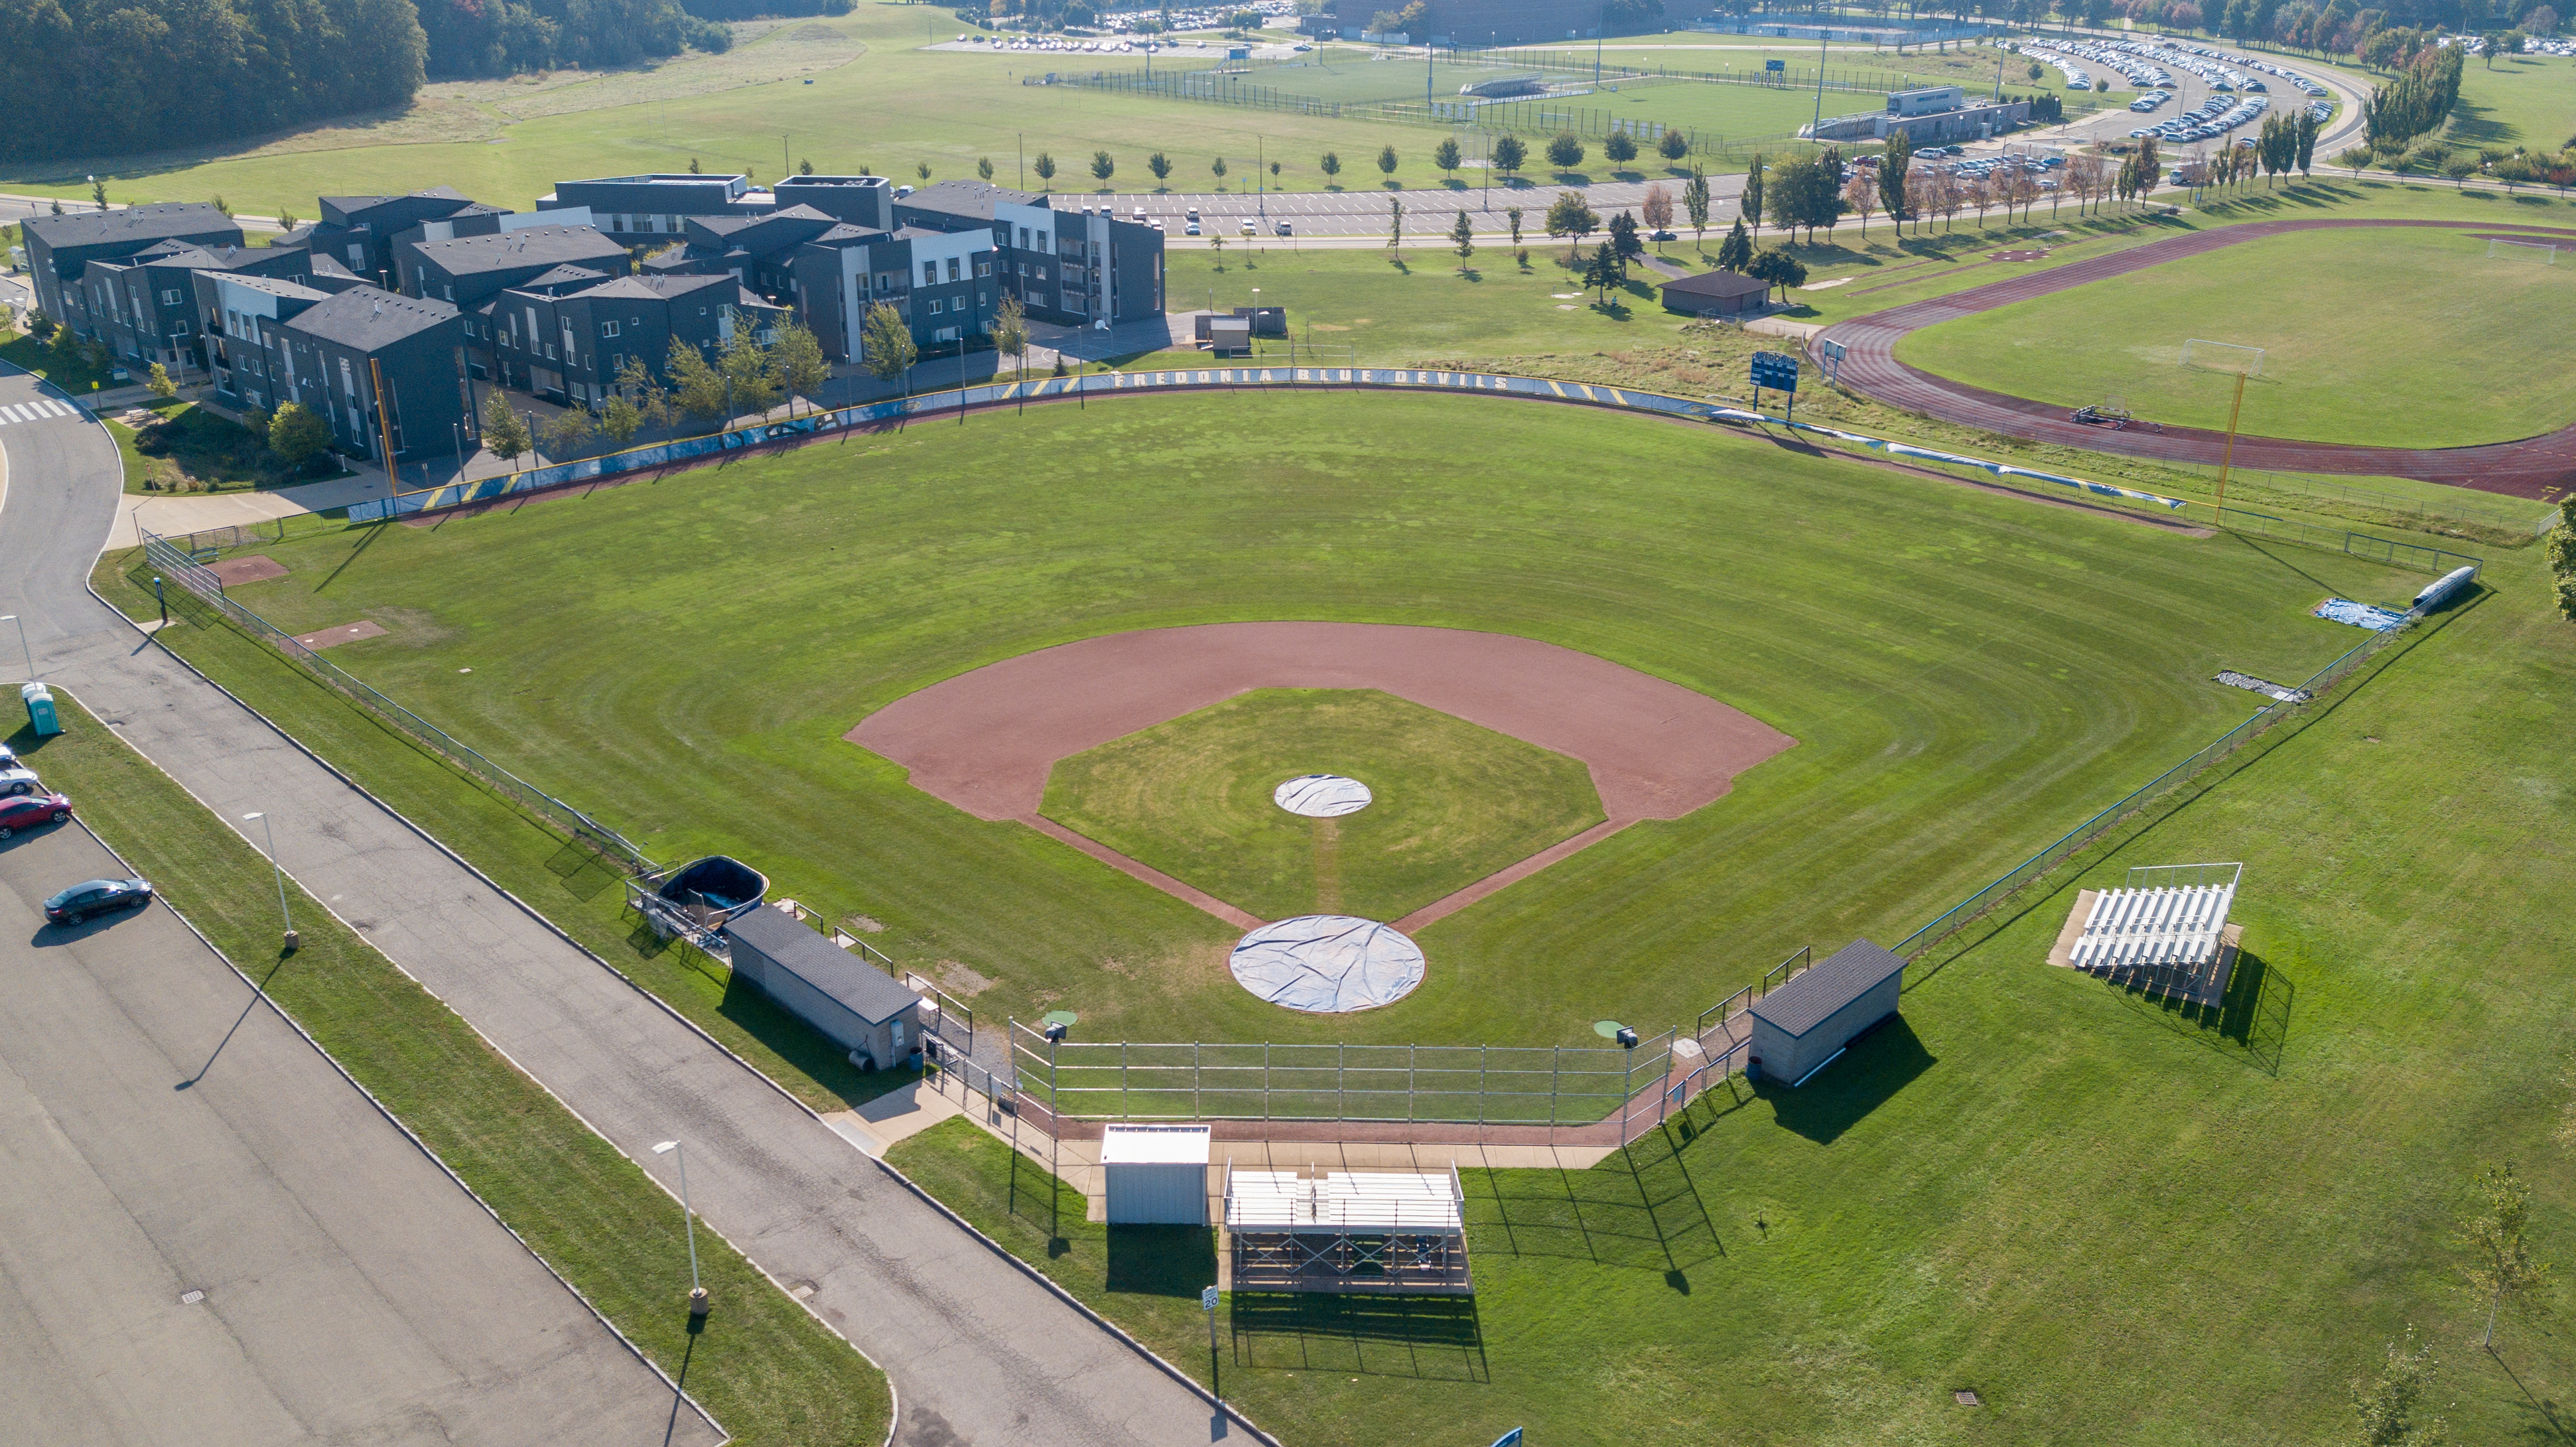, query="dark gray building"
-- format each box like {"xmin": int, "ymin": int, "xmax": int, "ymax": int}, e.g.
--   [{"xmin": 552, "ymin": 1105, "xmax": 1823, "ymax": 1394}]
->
[
  {"xmin": 308, "ymin": 188, "xmax": 513, "ymax": 285},
  {"xmin": 669, "ymin": 204, "xmax": 844, "ymax": 298},
  {"xmin": 23, "ymin": 203, "xmax": 240, "ymax": 336},
  {"xmin": 1659, "ymin": 269, "xmax": 1773, "ymax": 317},
  {"xmin": 75, "ymin": 240, "xmax": 313, "ymax": 375},
  {"xmin": 192, "ymin": 274, "xmax": 474, "ymax": 464},
  {"xmin": 788, "ymin": 222, "xmax": 998, "ymax": 367},
  {"xmin": 772, "ymin": 174, "xmax": 893, "ymax": 230},
  {"xmin": 1746, "ymin": 939, "xmax": 1907, "ymax": 1087},
  {"xmin": 722, "ymin": 904, "xmax": 923, "ymax": 1070},
  {"xmin": 469, "ymin": 271, "xmax": 781, "ymax": 407},
  {"xmin": 535, "ymin": 172, "xmax": 762, "ymax": 241},
  {"xmin": 396, "ymin": 224, "xmax": 632, "ymax": 309},
  {"xmin": 895, "ymin": 180, "xmax": 1163, "ymax": 328}
]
